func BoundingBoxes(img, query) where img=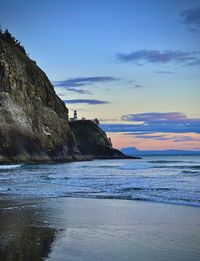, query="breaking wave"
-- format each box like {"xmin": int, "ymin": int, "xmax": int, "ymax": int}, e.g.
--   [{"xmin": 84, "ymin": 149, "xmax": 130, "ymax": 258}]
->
[{"xmin": 0, "ymin": 164, "xmax": 22, "ymax": 170}]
